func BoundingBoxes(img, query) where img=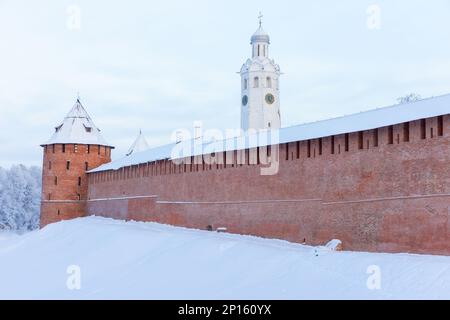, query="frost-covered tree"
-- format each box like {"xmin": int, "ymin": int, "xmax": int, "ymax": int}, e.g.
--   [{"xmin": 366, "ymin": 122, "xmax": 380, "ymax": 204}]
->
[
  {"xmin": 0, "ymin": 165, "xmax": 41, "ymax": 231},
  {"xmin": 397, "ymin": 93, "xmax": 422, "ymax": 104}
]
